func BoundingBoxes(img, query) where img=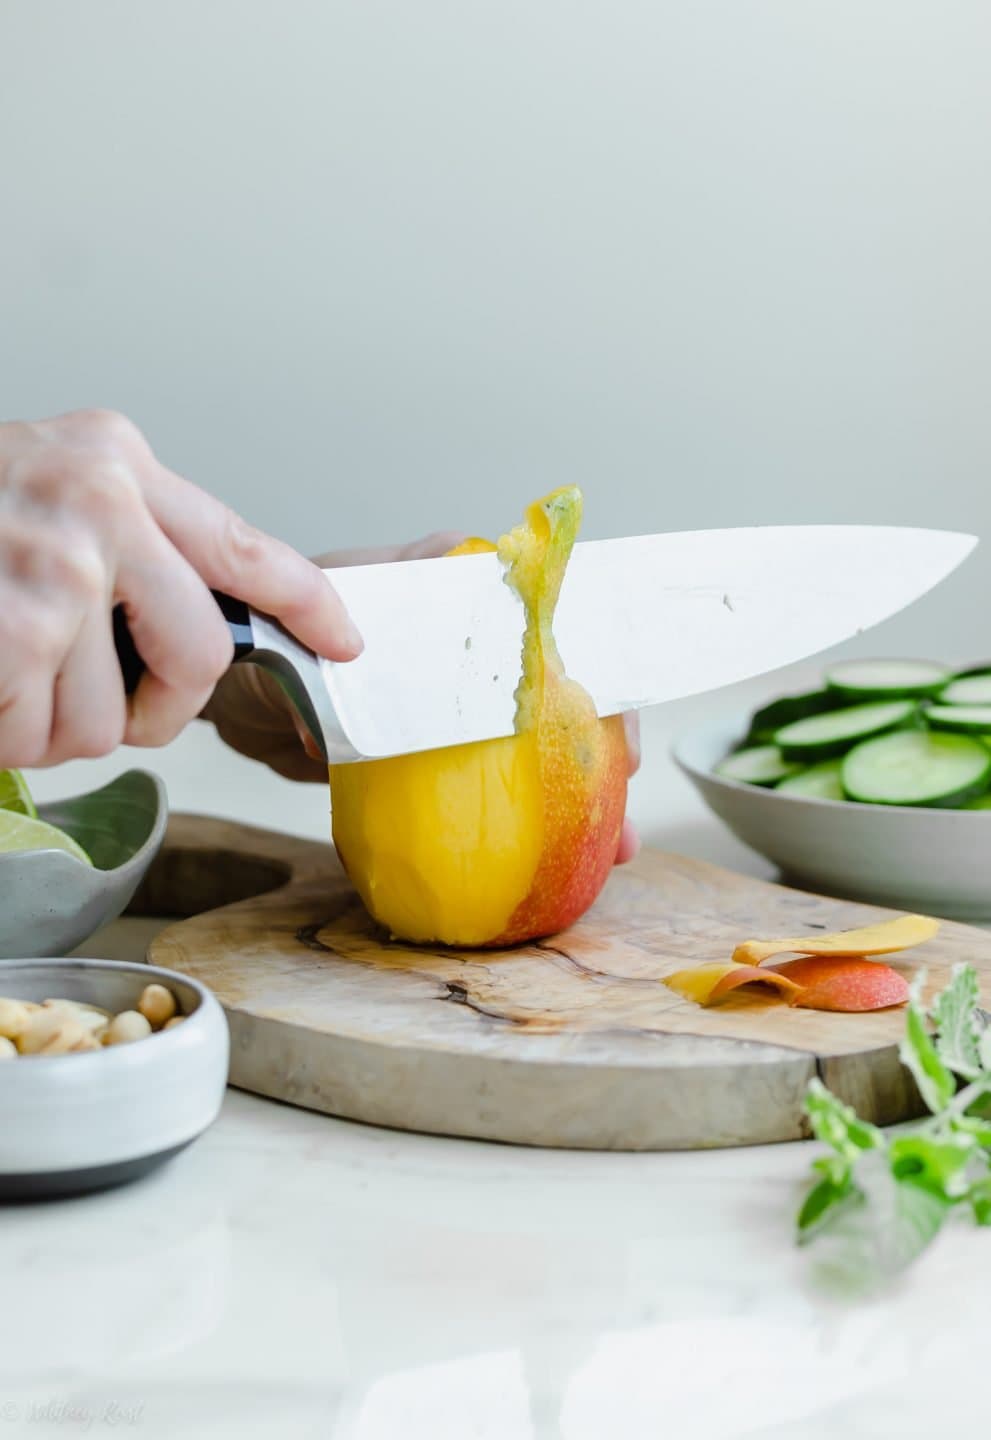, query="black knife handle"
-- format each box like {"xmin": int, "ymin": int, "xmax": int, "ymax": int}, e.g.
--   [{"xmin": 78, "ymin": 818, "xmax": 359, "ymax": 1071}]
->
[{"xmin": 113, "ymin": 592, "xmax": 256, "ymax": 695}]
